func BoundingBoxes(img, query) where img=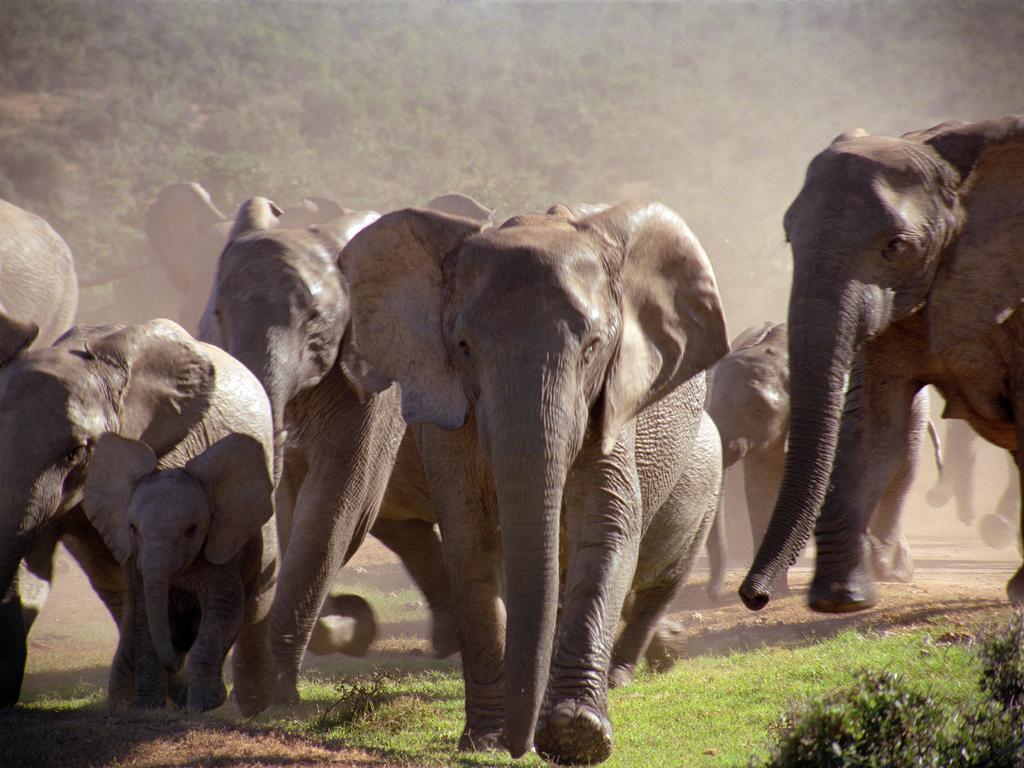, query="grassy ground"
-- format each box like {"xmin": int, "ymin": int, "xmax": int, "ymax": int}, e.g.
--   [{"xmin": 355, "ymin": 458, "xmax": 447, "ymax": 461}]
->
[{"xmin": 4, "ymin": 549, "xmax": 1011, "ymax": 767}]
